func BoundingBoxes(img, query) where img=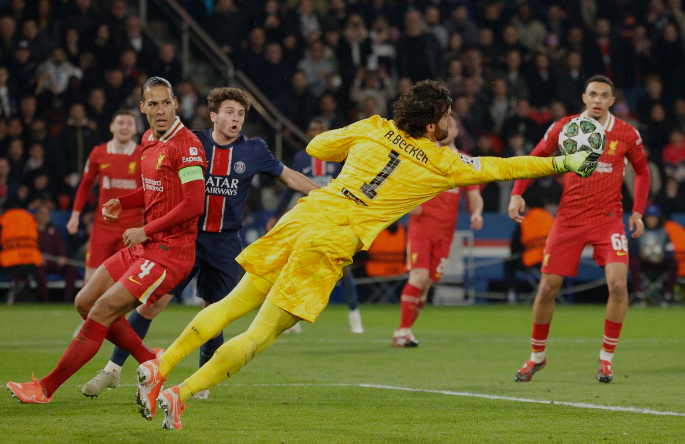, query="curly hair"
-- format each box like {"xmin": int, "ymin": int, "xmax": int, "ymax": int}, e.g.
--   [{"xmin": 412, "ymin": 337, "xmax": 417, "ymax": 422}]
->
[
  {"xmin": 207, "ymin": 87, "xmax": 251, "ymax": 114},
  {"xmin": 392, "ymin": 80, "xmax": 452, "ymax": 138}
]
